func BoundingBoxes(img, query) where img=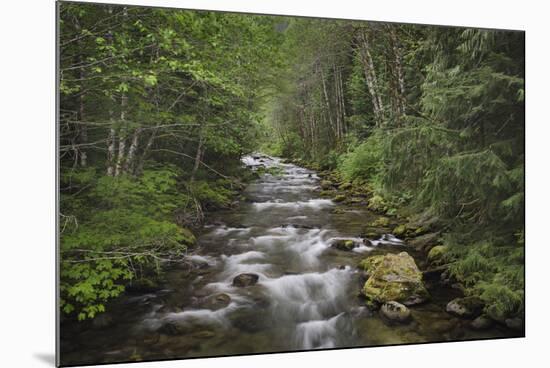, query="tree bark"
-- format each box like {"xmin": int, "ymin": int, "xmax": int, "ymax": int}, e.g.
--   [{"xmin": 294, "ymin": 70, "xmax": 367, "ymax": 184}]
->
[
  {"xmin": 389, "ymin": 26, "xmax": 406, "ymax": 122},
  {"xmin": 123, "ymin": 128, "xmax": 141, "ymax": 174},
  {"xmin": 319, "ymin": 63, "xmax": 337, "ymax": 140},
  {"xmin": 75, "ymin": 19, "xmax": 88, "ymax": 167},
  {"xmin": 106, "ymin": 106, "xmax": 117, "ymax": 176},
  {"xmin": 114, "ymin": 93, "xmax": 128, "ymax": 177},
  {"xmin": 135, "ymin": 128, "xmax": 157, "ymax": 176},
  {"xmin": 190, "ymin": 129, "xmax": 204, "ymax": 183},
  {"xmin": 358, "ymin": 28, "xmax": 385, "ymax": 127}
]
